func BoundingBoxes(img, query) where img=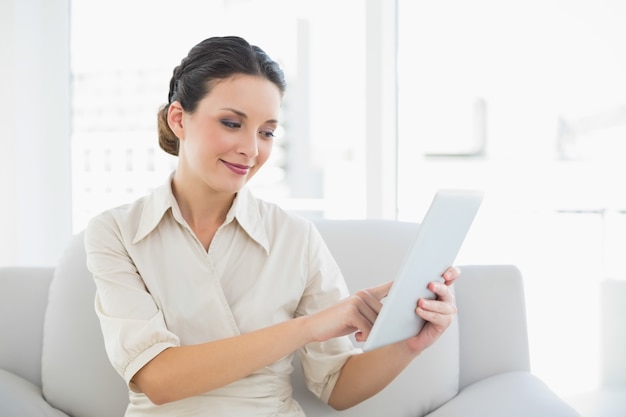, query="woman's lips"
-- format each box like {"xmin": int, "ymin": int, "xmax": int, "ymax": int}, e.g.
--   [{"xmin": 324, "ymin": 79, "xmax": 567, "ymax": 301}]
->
[{"xmin": 221, "ymin": 160, "xmax": 251, "ymax": 176}]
